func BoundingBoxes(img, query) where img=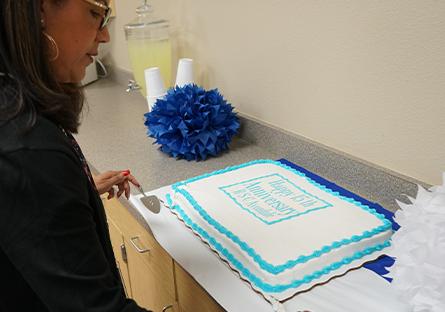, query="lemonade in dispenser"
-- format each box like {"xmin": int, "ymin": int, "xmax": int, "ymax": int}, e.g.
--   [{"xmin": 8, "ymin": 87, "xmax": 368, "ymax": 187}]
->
[{"xmin": 124, "ymin": 0, "xmax": 172, "ymax": 97}]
